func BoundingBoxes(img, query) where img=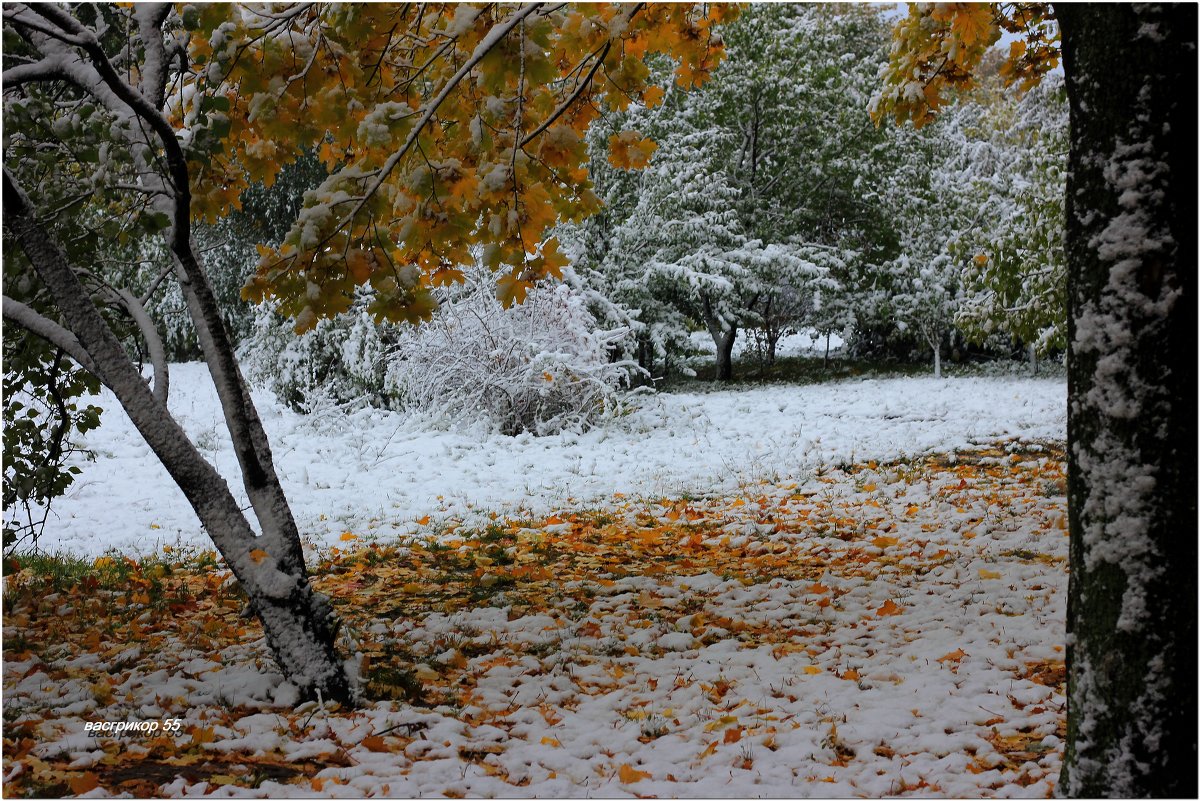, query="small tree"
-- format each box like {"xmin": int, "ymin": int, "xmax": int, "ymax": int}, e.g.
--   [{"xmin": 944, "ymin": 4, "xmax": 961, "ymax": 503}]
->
[{"xmin": 2, "ymin": 2, "xmax": 730, "ymax": 702}]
